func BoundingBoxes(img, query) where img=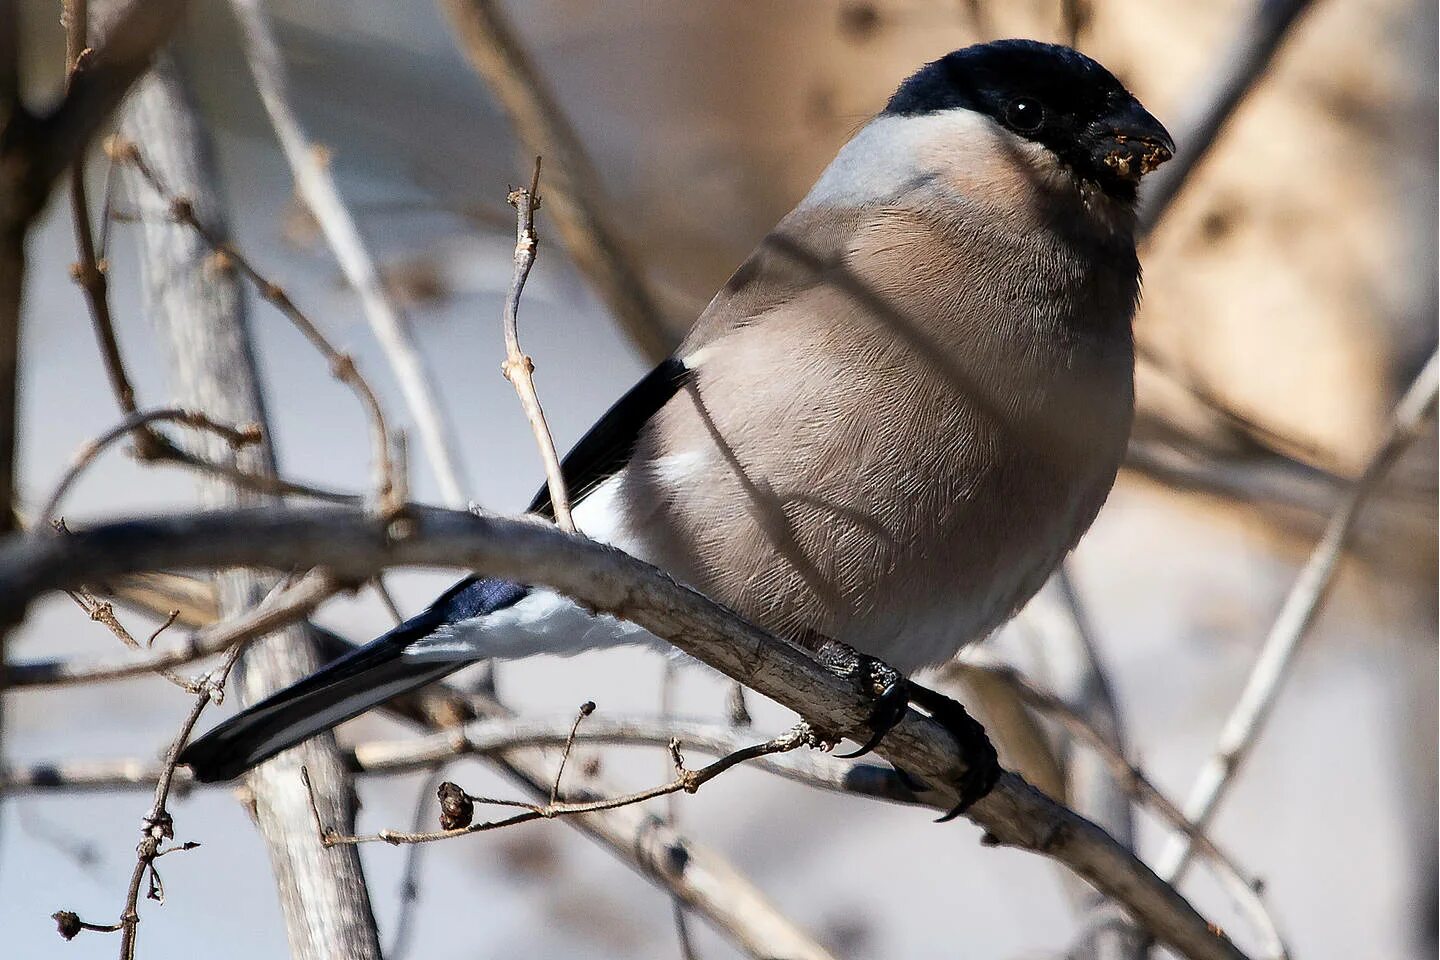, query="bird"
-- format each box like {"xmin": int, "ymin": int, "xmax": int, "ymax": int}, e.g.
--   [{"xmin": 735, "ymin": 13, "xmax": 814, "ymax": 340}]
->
[{"xmin": 180, "ymin": 39, "xmax": 1174, "ymax": 810}]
